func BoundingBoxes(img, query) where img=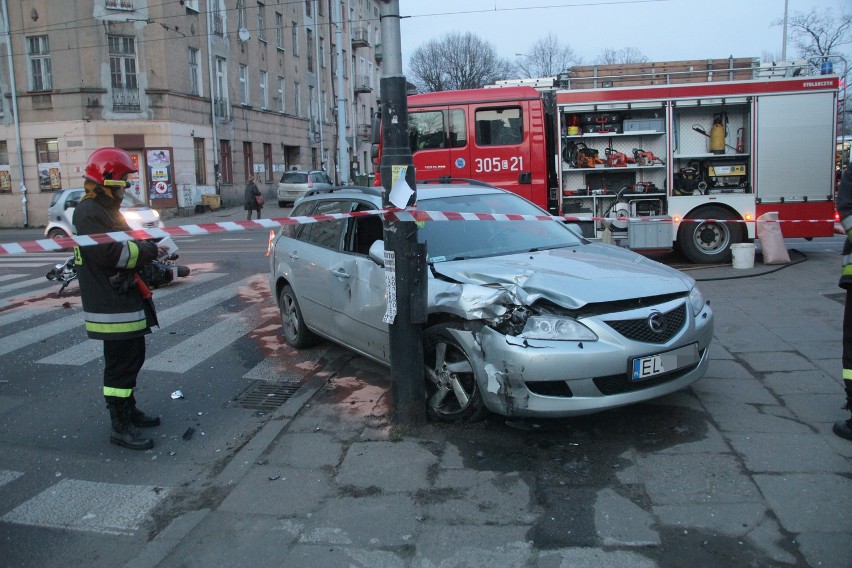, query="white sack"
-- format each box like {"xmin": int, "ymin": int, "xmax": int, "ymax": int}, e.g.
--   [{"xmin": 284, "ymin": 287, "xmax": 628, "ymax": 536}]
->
[{"xmin": 756, "ymin": 211, "xmax": 790, "ymax": 264}]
